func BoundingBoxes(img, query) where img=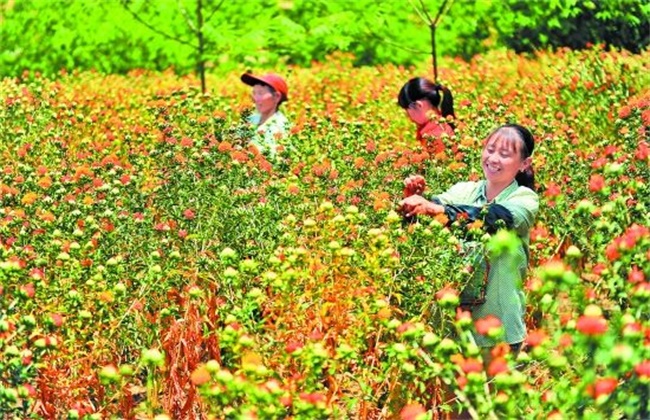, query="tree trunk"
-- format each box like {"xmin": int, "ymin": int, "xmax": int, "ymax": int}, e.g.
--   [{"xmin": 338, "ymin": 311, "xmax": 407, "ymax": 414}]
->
[
  {"xmin": 430, "ymin": 23, "xmax": 437, "ymax": 82},
  {"xmin": 197, "ymin": 0, "xmax": 206, "ymax": 94}
]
